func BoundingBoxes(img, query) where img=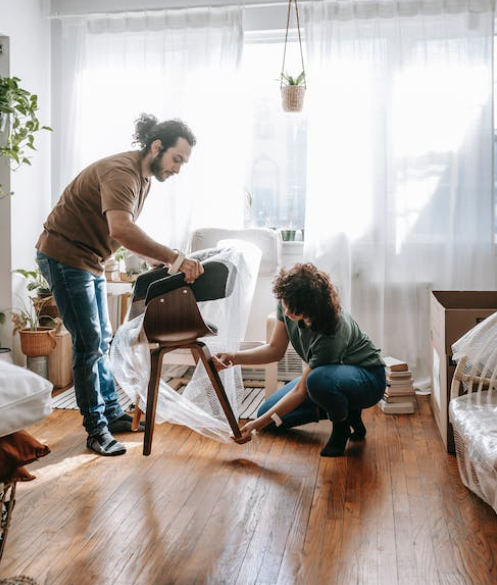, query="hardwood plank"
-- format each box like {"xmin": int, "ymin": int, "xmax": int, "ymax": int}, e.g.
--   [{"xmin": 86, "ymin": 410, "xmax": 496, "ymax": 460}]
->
[{"xmin": 1, "ymin": 393, "xmax": 497, "ymax": 585}]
